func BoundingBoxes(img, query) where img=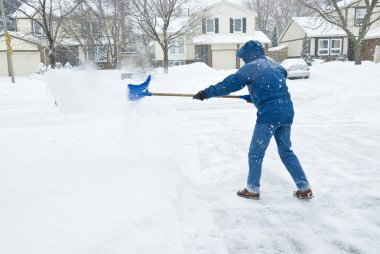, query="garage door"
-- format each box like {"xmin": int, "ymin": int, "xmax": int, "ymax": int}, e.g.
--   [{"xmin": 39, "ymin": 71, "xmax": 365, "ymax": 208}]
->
[
  {"xmin": 0, "ymin": 51, "xmax": 41, "ymax": 76},
  {"xmin": 212, "ymin": 49, "xmax": 237, "ymax": 70}
]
